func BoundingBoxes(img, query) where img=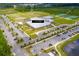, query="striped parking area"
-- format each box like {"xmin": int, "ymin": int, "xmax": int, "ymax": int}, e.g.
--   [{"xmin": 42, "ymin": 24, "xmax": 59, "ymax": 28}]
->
[{"xmin": 31, "ymin": 27, "xmax": 79, "ymax": 55}]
